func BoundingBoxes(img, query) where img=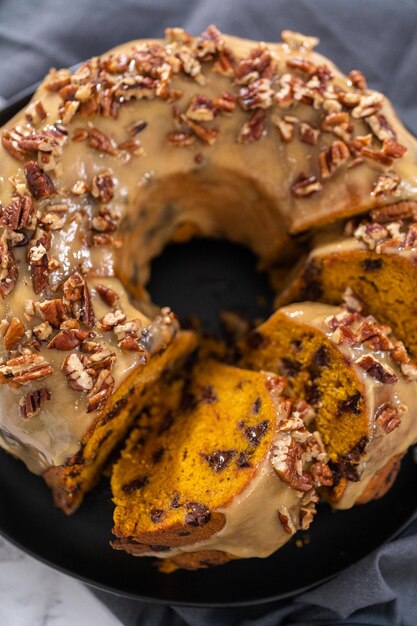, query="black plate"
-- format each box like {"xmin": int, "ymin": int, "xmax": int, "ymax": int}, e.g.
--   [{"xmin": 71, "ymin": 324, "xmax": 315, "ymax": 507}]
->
[{"xmin": 1, "ymin": 96, "xmax": 417, "ymax": 607}]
